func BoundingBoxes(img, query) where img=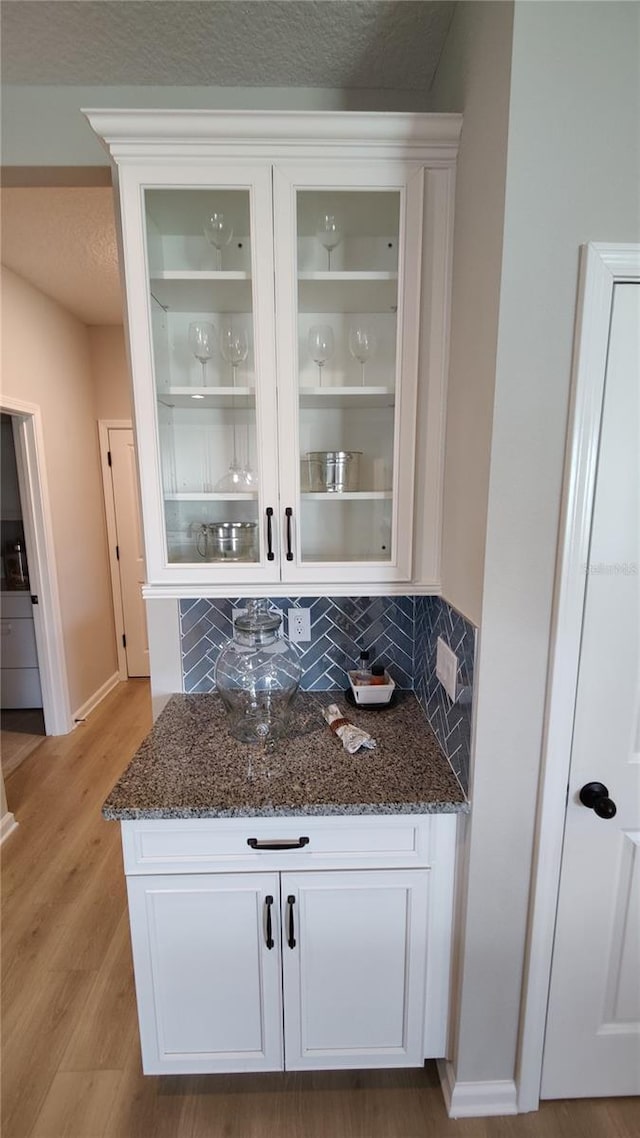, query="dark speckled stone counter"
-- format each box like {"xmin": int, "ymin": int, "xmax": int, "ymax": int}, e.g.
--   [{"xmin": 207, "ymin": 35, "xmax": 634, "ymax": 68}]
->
[{"xmin": 102, "ymin": 691, "xmax": 468, "ymax": 820}]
